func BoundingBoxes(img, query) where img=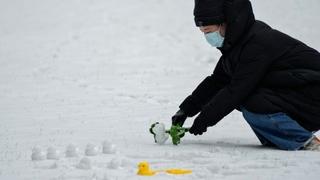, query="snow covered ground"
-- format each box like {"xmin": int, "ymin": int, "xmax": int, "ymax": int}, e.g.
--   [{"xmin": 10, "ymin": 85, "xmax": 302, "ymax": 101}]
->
[{"xmin": 0, "ymin": 0, "xmax": 320, "ymax": 179}]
